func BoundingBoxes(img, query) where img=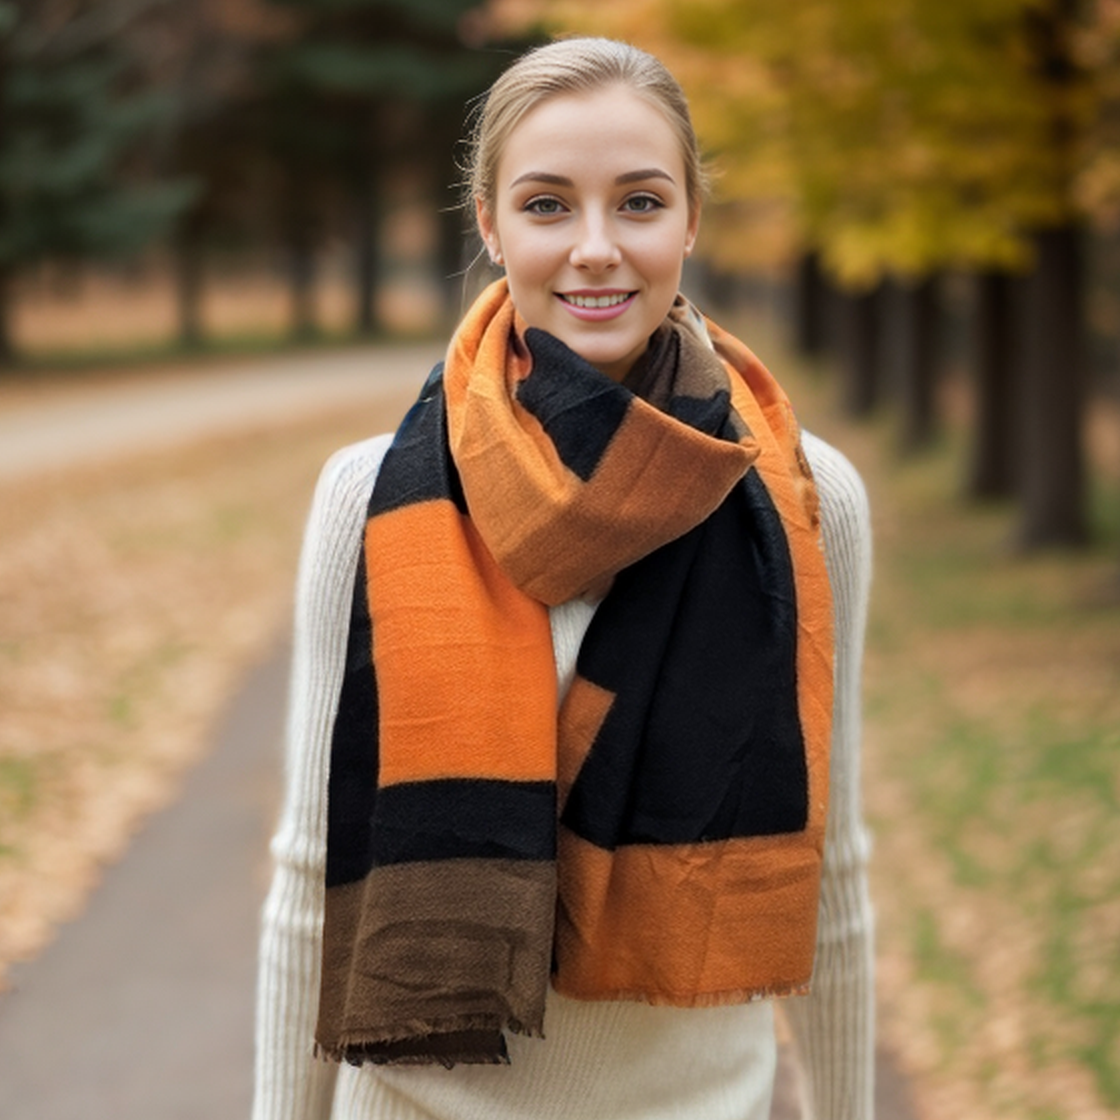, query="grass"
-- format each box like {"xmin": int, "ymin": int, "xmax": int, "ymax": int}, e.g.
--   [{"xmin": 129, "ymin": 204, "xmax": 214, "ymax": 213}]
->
[
  {"xmin": 0, "ymin": 754, "xmax": 52, "ymax": 862},
  {"xmin": 881, "ymin": 489, "xmax": 1120, "ymax": 1115},
  {"xmin": 772, "ymin": 331, "xmax": 1120, "ymax": 1119},
  {"xmin": 0, "ymin": 757, "xmax": 39, "ymax": 819}
]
